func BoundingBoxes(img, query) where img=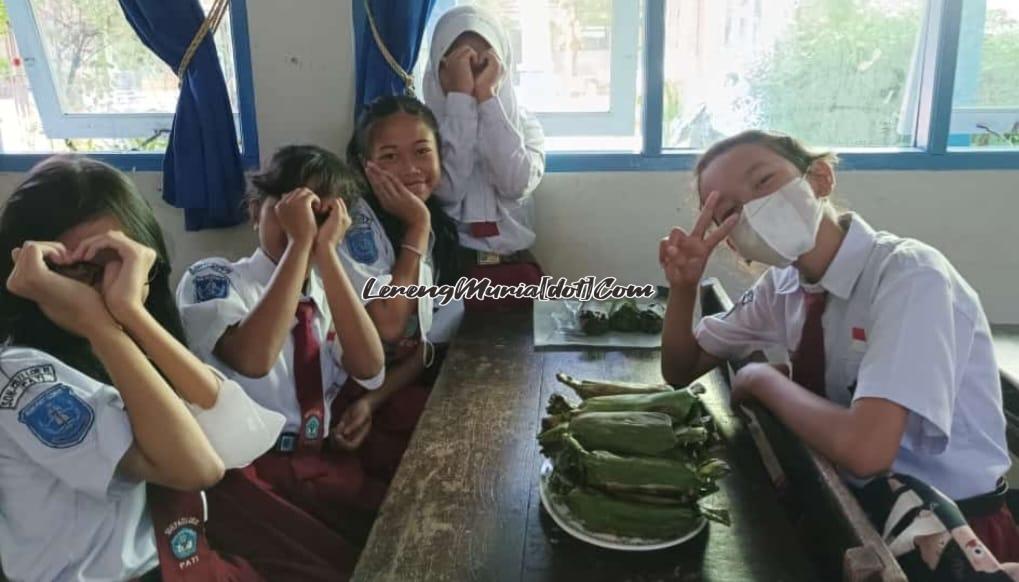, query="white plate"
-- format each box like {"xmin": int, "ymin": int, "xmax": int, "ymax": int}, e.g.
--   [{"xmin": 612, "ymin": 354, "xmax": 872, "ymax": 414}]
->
[{"xmin": 538, "ymin": 459, "xmax": 707, "ymax": 551}]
